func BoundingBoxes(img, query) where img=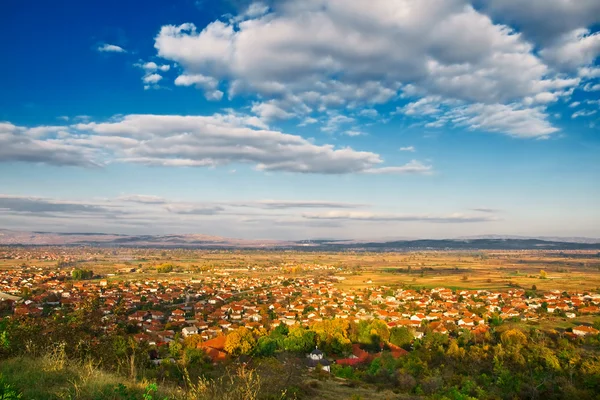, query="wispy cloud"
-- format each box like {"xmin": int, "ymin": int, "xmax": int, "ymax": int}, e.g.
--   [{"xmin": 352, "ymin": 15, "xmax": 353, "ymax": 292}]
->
[
  {"xmin": 471, "ymin": 207, "xmax": 500, "ymax": 213},
  {"xmin": 97, "ymin": 43, "xmax": 126, "ymax": 53},
  {"xmin": 302, "ymin": 211, "xmax": 498, "ymax": 223}
]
